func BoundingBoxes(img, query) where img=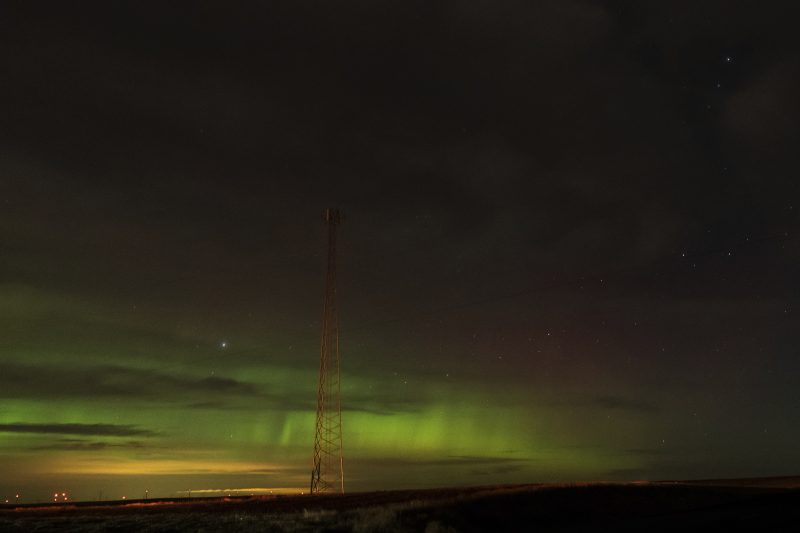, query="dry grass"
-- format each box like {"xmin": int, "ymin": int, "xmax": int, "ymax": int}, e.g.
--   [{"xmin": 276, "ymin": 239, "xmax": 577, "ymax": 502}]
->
[{"xmin": 2, "ymin": 480, "xmax": 799, "ymax": 532}]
